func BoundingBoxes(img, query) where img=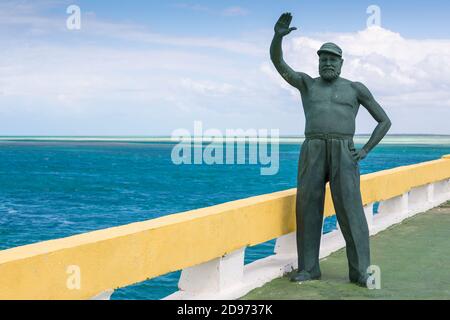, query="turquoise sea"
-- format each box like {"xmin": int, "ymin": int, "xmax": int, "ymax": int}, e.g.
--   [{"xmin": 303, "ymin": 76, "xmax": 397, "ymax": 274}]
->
[{"xmin": 1, "ymin": 136, "xmax": 450, "ymax": 299}]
